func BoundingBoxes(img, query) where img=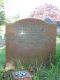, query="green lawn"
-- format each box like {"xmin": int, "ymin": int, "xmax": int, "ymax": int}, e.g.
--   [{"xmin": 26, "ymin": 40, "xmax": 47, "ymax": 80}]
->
[
  {"xmin": 56, "ymin": 37, "xmax": 60, "ymax": 62},
  {"xmin": 0, "ymin": 37, "xmax": 60, "ymax": 80},
  {"xmin": 0, "ymin": 48, "xmax": 5, "ymax": 66}
]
